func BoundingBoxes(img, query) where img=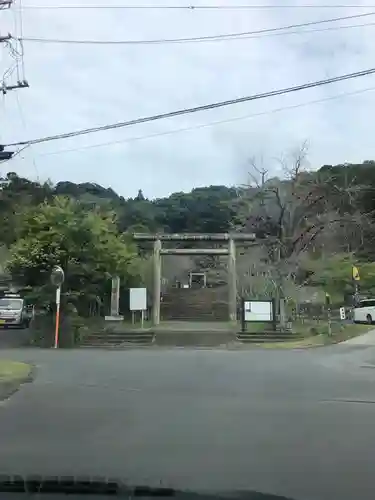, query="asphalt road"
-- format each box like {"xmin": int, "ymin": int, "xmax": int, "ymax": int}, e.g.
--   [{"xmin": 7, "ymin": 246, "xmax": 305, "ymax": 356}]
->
[
  {"xmin": 0, "ymin": 327, "xmax": 31, "ymax": 348},
  {"xmin": 1, "ymin": 345, "xmax": 375, "ymax": 500}
]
